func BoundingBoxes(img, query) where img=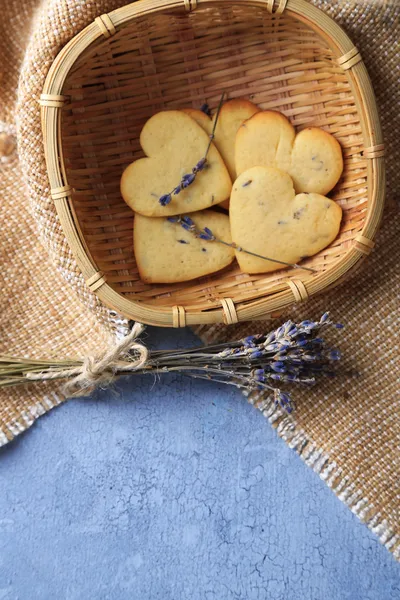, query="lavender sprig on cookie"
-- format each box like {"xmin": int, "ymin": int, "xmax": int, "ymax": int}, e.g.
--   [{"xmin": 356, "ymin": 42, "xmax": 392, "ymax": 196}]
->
[
  {"xmin": 167, "ymin": 215, "xmax": 317, "ymax": 273},
  {"xmin": 159, "ymin": 93, "xmax": 226, "ymax": 207}
]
